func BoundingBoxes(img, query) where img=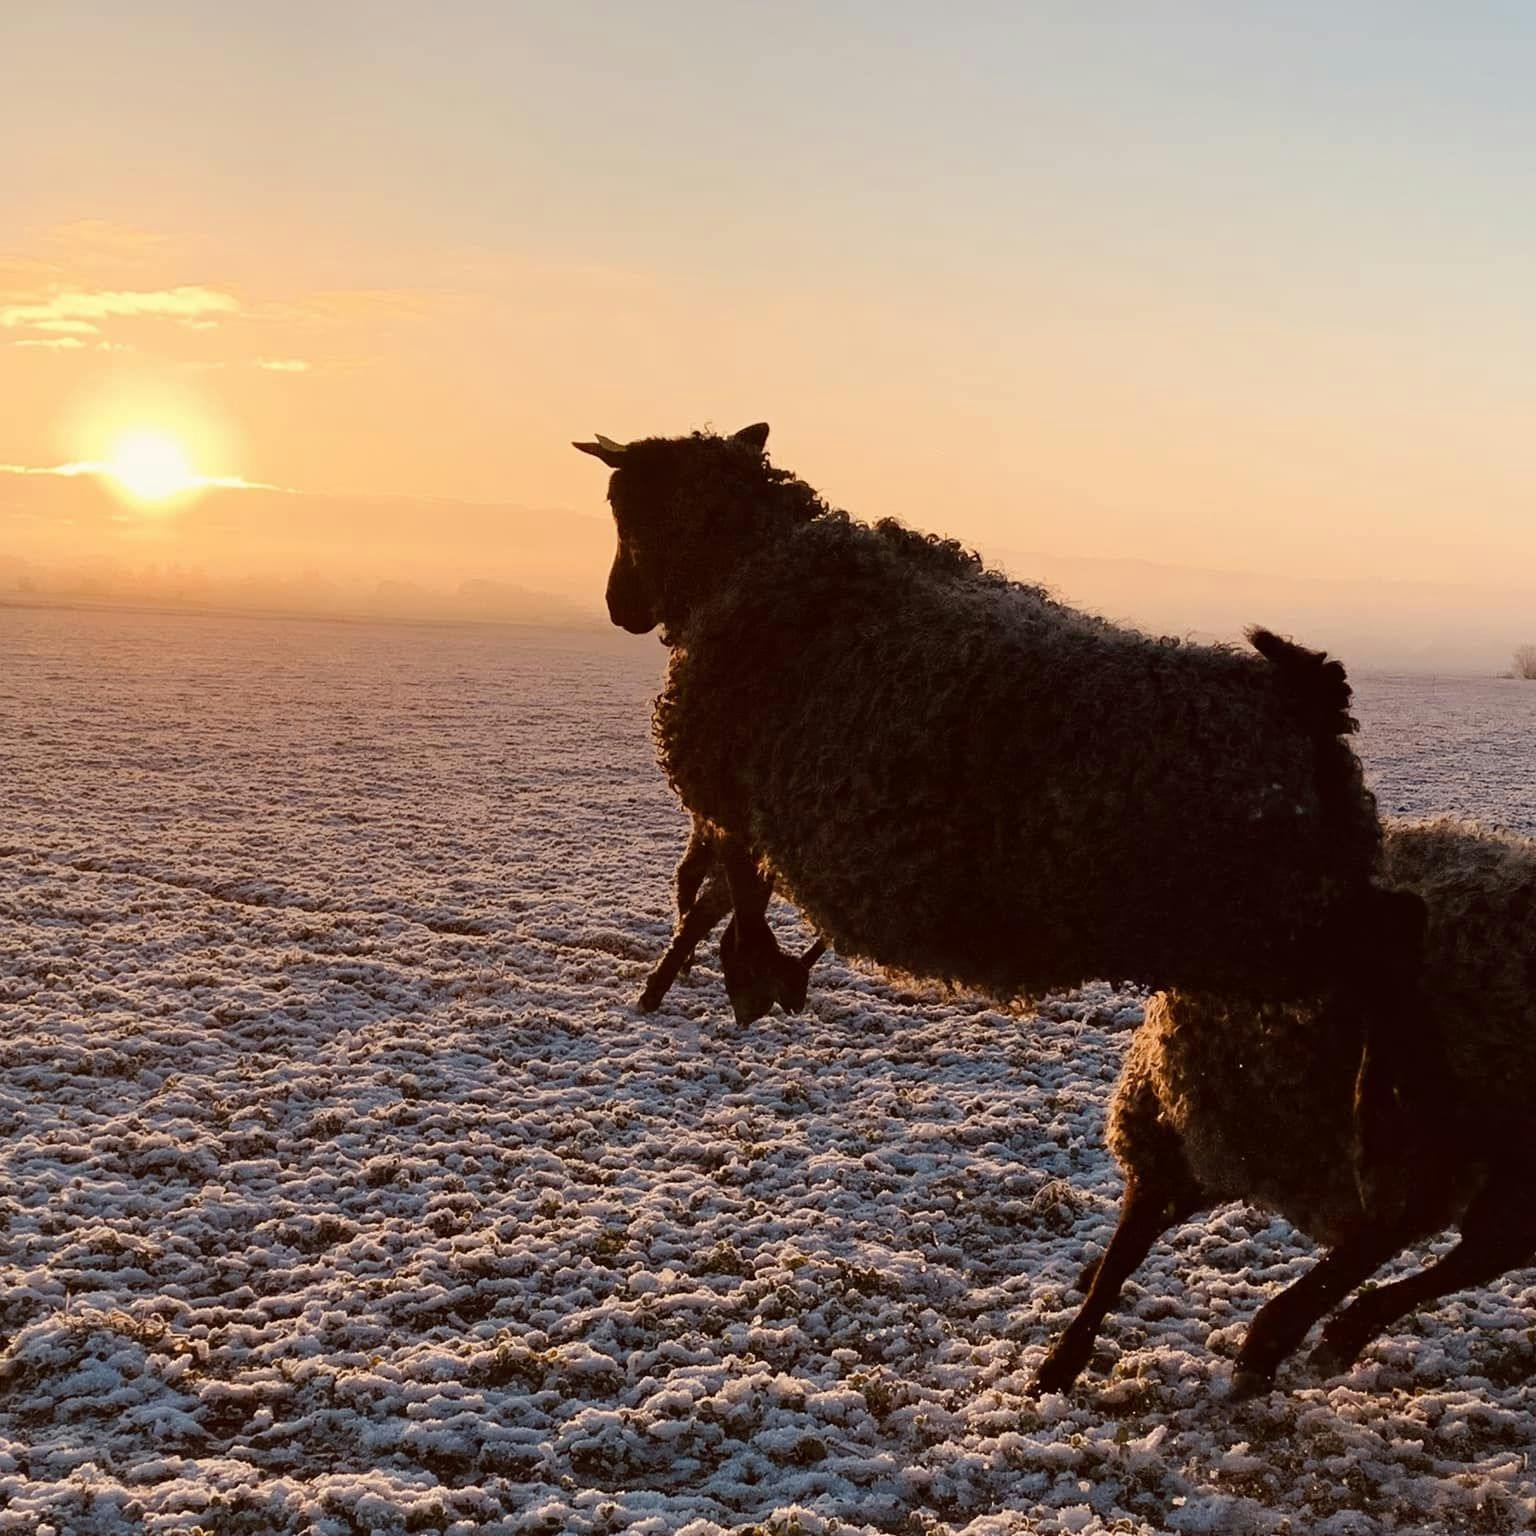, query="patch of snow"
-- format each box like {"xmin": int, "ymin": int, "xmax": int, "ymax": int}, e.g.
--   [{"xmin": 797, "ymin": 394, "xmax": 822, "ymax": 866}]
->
[{"xmin": 0, "ymin": 607, "xmax": 1532, "ymax": 1533}]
